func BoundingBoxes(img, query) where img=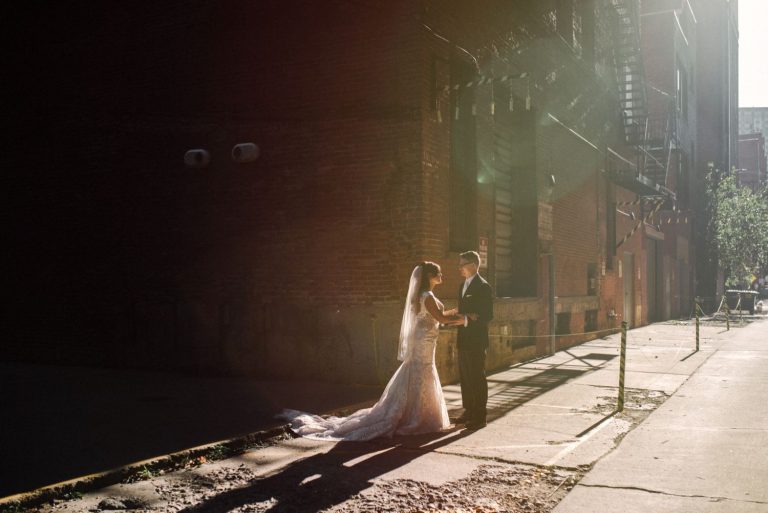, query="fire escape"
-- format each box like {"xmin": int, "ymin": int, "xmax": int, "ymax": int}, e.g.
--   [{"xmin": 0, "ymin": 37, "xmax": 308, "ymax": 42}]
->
[{"xmin": 609, "ymin": 0, "xmax": 676, "ymax": 201}]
